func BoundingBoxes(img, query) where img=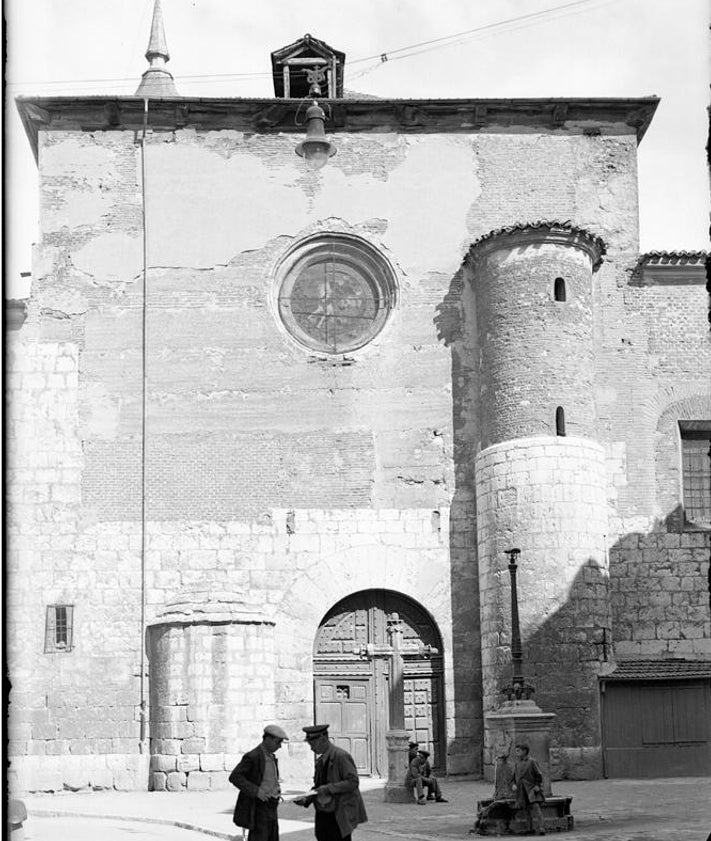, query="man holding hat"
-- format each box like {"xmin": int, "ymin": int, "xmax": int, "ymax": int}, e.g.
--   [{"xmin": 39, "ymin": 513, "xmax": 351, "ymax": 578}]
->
[
  {"xmin": 229, "ymin": 724, "xmax": 289, "ymax": 841},
  {"xmin": 294, "ymin": 724, "xmax": 367, "ymax": 841}
]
